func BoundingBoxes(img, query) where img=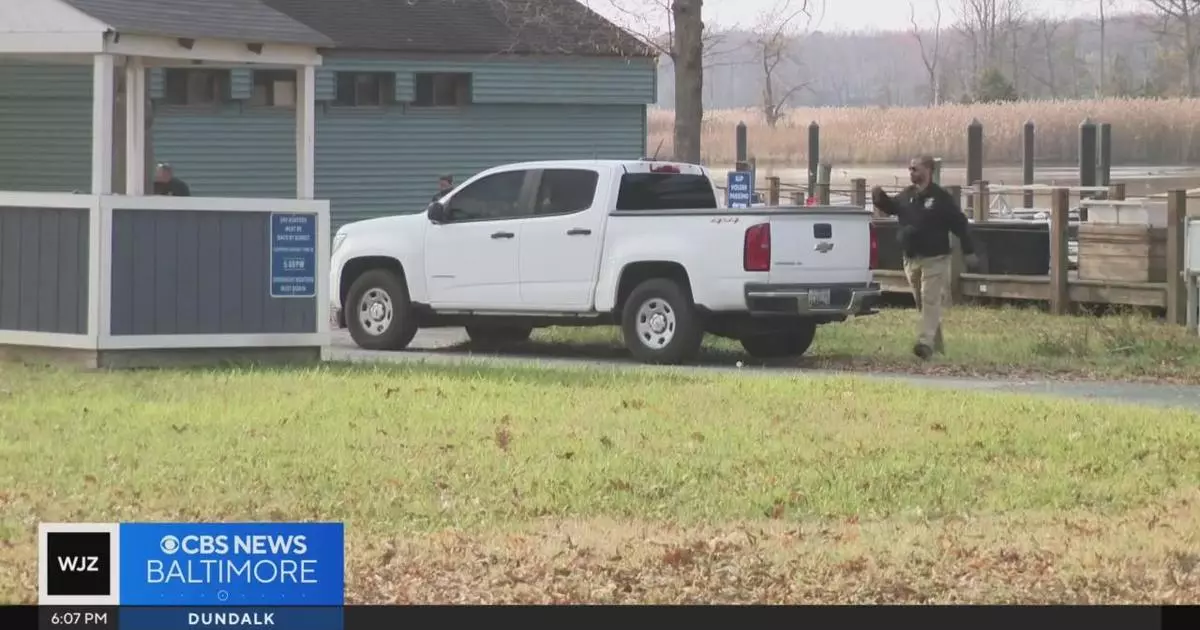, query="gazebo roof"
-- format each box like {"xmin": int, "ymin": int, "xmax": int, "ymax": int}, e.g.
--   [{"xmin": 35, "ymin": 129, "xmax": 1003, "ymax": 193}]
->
[
  {"xmin": 64, "ymin": 0, "xmax": 332, "ymax": 47},
  {"xmin": 0, "ymin": 0, "xmax": 332, "ymax": 58}
]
